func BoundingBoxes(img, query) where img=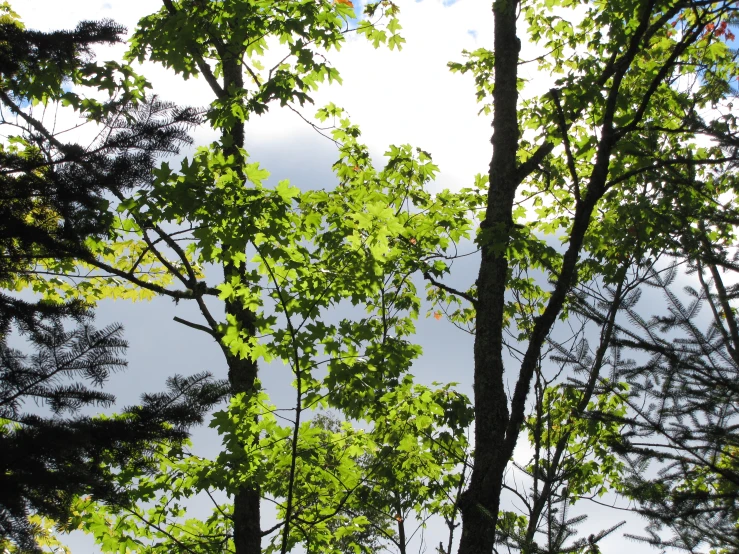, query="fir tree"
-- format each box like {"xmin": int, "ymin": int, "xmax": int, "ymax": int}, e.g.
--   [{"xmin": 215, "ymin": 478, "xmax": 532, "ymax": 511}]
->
[
  {"xmin": 0, "ymin": 7, "xmax": 226, "ymax": 551},
  {"xmin": 573, "ymin": 257, "xmax": 739, "ymax": 551}
]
